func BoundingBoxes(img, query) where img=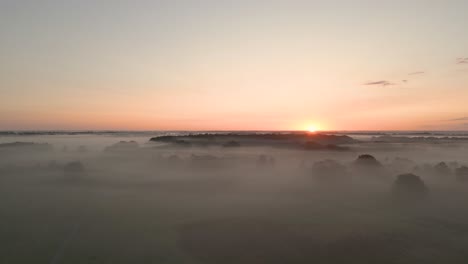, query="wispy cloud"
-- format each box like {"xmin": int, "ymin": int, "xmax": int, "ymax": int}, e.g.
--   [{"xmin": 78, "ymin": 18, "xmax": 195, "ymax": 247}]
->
[
  {"xmin": 447, "ymin": 117, "xmax": 468, "ymax": 121},
  {"xmin": 408, "ymin": 71, "xmax": 425, "ymax": 75},
  {"xmin": 363, "ymin": 80, "xmax": 395, "ymax": 87},
  {"xmin": 457, "ymin": 57, "xmax": 468, "ymax": 64},
  {"xmin": 420, "ymin": 122, "xmax": 468, "ymax": 130}
]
